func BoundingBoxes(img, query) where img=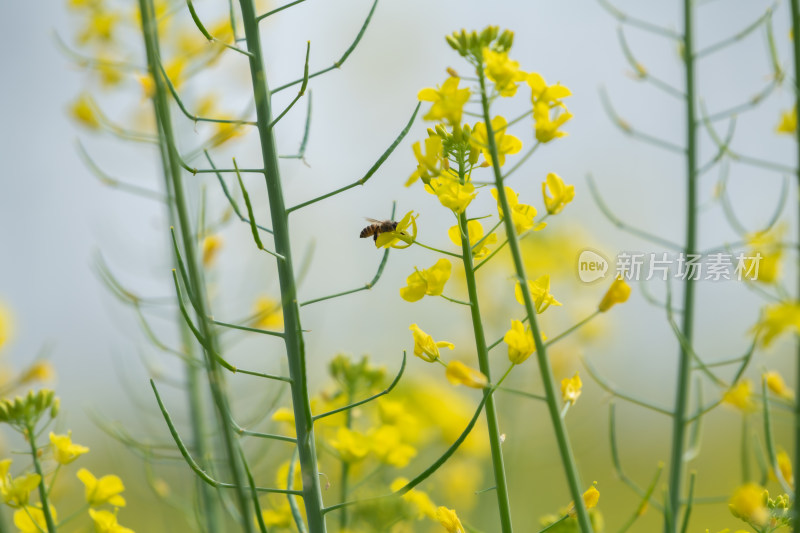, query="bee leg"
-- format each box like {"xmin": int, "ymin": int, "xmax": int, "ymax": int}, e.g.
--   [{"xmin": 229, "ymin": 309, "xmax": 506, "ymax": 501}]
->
[{"xmin": 373, "ymin": 233, "xmax": 378, "ymax": 242}]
